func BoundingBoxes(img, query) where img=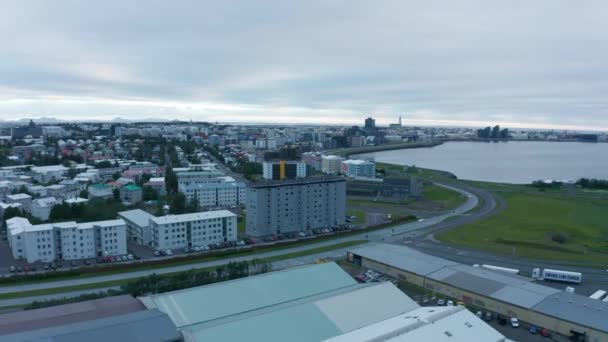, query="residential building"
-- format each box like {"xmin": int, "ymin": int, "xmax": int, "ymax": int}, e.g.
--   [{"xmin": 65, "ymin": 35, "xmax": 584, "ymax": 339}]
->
[
  {"xmin": 176, "ymin": 168, "xmax": 224, "ymax": 188},
  {"xmin": 30, "ymin": 165, "xmax": 68, "ymax": 183},
  {"xmin": 31, "ymin": 197, "xmax": 58, "ymax": 221},
  {"xmin": 144, "ymin": 177, "xmax": 166, "ymax": 196},
  {"xmin": 88, "ymin": 183, "xmax": 113, "ymax": 200},
  {"xmin": 341, "ymin": 159, "xmax": 376, "ymax": 178},
  {"xmin": 262, "ymin": 160, "xmax": 306, "ymax": 180},
  {"xmin": 118, "ymin": 209, "xmax": 154, "ymax": 246},
  {"xmin": 148, "ymin": 211, "xmax": 237, "ymax": 251},
  {"xmin": 321, "ymin": 155, "xmax": 344, "ymax": 175},
  {"xmin": 301, "ymin": 152, "xmax": 323, "ymax": 171},
  {"xmin": 180, "ymin": 177, "xmax": 245, "ymax": 209},
  {"xmin": 6, "ymin": 193, "xmax": 32, "ymax": 212},
  {"xmin": 120, "ymin": 184, "xmax": 143, "ymax": 204},
  {"xmin": 46, "ymin": 183, "xmax": 77, "ymax": 201},
  {"xmin": 0, "ymin": 202, "xmax": 22, "ymax": 220},
  {"xmin": 364, "ymin": 117, "xmax": 376, "ymax": 129},
  {"xmin": 6, "ymin": 217, "xmax": 127, "ymax": 263},
  {"xmin": 246, "ymin": 177, "xmax": 346, "ymax": 237}
]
